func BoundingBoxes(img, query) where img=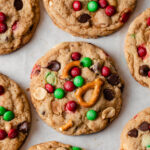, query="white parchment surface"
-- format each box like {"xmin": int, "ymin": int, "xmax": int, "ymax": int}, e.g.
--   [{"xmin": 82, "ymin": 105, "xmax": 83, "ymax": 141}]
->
[{"xmin": 0, "ymin": 0, "xmax": 149, "ymax": 149}]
